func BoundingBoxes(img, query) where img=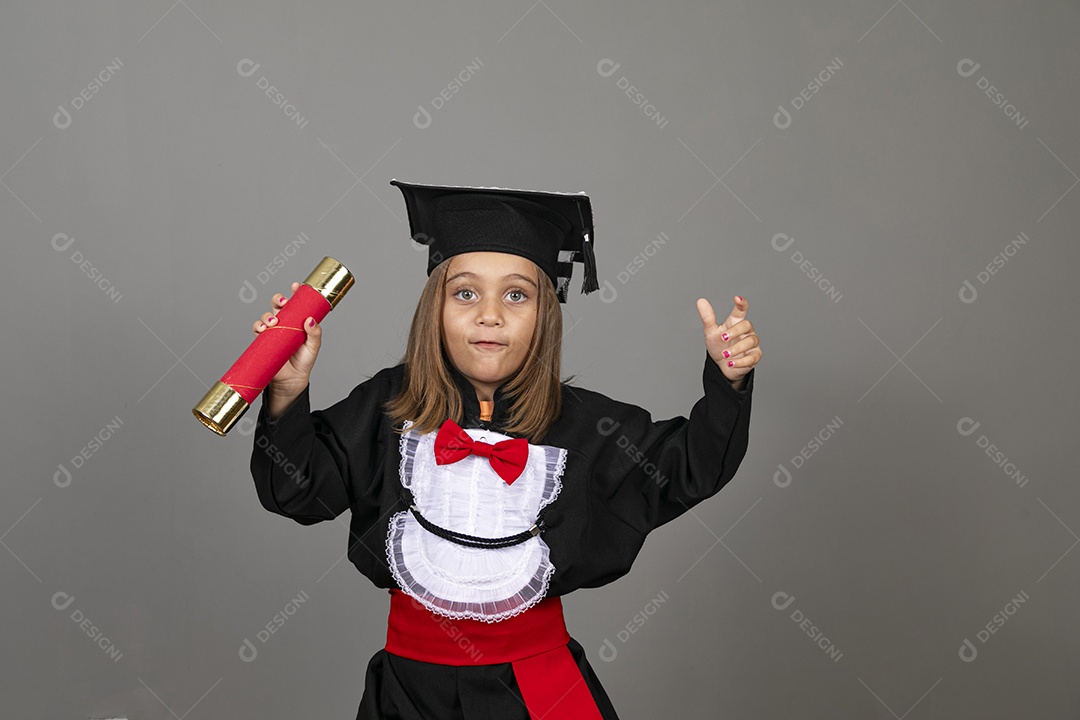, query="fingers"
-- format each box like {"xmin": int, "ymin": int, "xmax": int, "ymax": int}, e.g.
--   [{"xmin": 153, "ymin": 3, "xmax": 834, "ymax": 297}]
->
[
  {"xmin": 723, "ymin": 318, "xmax": 755, "ymax": 340},
  {"xmin": 699, "ymin": 300, "xmax": 755, "ymax": 338},
  {"xmin": 254, "ymin": 282, "xmax": 313, "ymax": 336},
  {"xmin": 700, "ymin": 295, "xmax": 749, "ymax": 331},
  {"xmin": 724, "ymin": 347, "xmax": 762, "ymax": 368},
  {"xmin": 255, "ymin": 313, "xmax": 319, "ymax": 335},
  {"xmin": 271, "ymin": 281, "xmax": 299, "ymax": 310},
  {"xmin": 253, "ymin": 309, "xmax": 278, "ymax": 334},
  {"xmin": 700, "ymin": 298, "xmax": 756, "ymax": 349},
  {"xmin": 720, "ymin": 332, "xmax": 759, "ymax": 359}
]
